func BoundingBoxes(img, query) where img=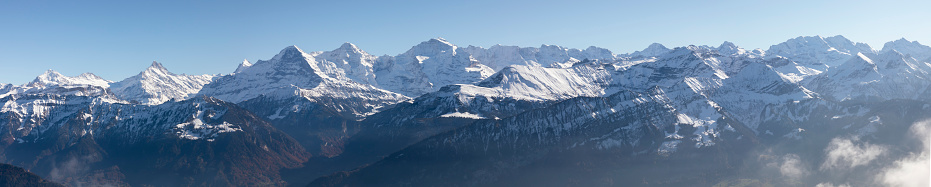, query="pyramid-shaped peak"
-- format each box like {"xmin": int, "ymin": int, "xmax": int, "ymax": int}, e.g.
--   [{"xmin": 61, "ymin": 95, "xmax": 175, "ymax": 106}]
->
[
  {"xmin": 630, "ymin": 43, "xmax": 672, "ymax": 57},
  {"xmin": 339, "ymin": 42, "xmax": 359, "ymax": 50},
  {"xmin": 139, "ymin": 61, "xmax": 176, "ymax": 77},
  {"xmin": 34, "ymin": 69, "xmax": 66, "ymax": 83},
  {"xmin": 332, "ymin": 42, "xmax": 368, "ymax": 55},
  {"xmin": 646, "ymin": 43, "xmax": 668, "ymax": 50},
  {"xmin": 718, "ymin": 41, "xmax": 737, "ymax": 49},
  {"xmin": 273, "ymin": 45, "xmax": 307, "ymax": 60},
  {"xmin": 281, "ymin": 45, "xmax": 303, "ymax": 53},
  {"xmin": 234, "ymin": 59, "xmax": 253, "ymax": 74},
  {"xmin": 404, "ymin": 38, "xmax": 458, "ymax": 56},
  {"xmin": 148, "ymin": 61, "xmax": 168, "ymax": 71},
  {"xmin": 41, "ymin": 69, "xmax": 63, "ymax": 77}
]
